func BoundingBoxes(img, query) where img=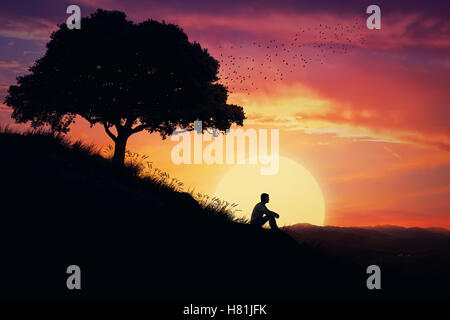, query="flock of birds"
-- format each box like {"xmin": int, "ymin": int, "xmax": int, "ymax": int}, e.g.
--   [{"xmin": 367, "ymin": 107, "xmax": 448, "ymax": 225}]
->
[{"xmin": 215, "ymin": 19, "xmax": 367, "ymax": 95}]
